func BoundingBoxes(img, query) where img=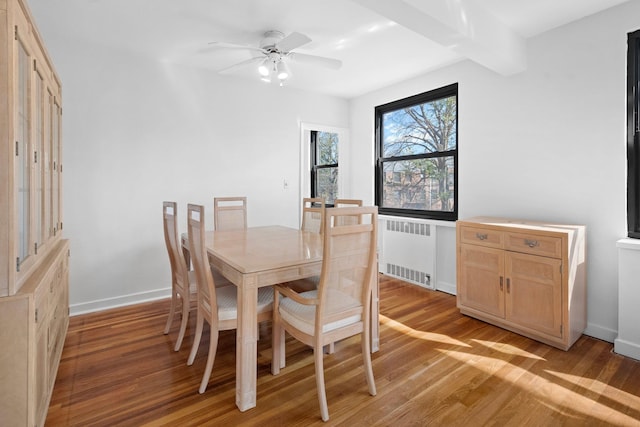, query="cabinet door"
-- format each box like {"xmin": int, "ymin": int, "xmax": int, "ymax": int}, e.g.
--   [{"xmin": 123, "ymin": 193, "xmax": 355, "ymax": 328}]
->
[
  {"xmin": 505, "ymin": 252, "xmax": 562, "ymax": 338},
  {"xmin": 35, "ymin": 320, "xmax": 49, "ymax": 422},
  {"xmin": 458, "ymin": 244, "xmax": 505, "ymax": 318}
]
